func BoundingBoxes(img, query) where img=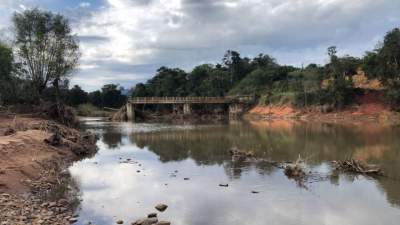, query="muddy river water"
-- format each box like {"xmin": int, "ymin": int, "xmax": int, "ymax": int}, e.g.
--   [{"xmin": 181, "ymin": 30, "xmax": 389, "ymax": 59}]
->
[{"xmin": 69, "ymin": 119, "xmax": 400, "ymax": 225}]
